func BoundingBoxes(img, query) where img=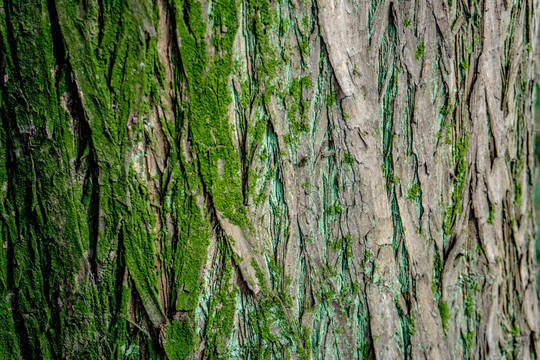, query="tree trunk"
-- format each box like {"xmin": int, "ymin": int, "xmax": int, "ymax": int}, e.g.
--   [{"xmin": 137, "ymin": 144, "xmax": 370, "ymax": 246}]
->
[{"xmin": 0, "ymin": 0, "xmax": 539, "ymax": 358}]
